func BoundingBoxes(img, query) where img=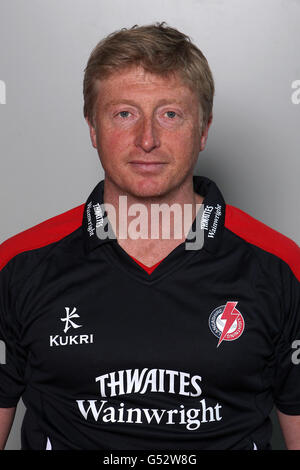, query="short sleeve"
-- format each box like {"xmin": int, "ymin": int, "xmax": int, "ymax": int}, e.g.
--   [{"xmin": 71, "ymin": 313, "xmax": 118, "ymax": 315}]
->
[
  {"xmin": 273, "ymin": 261, "xmax": 300, "ymax": 415},
  {"xmin": 0, "ymin": 261, "xmax": 27, "ymax": 407}
]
